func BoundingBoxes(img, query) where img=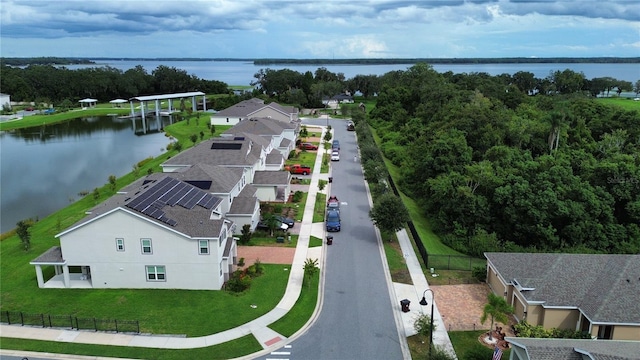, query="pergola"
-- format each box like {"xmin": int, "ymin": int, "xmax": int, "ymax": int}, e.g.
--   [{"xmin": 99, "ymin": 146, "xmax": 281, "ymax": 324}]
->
[
  {"xmin": 109, "ymin": 98, "xmax": 127, "ymax": 108},
  {"xmin": 128, "ymin": 91, "xmax": 206, "ymax": 119},
  {"xmin": 78, "ymin": 98, "xmax": 98, "ymax": 108}
]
